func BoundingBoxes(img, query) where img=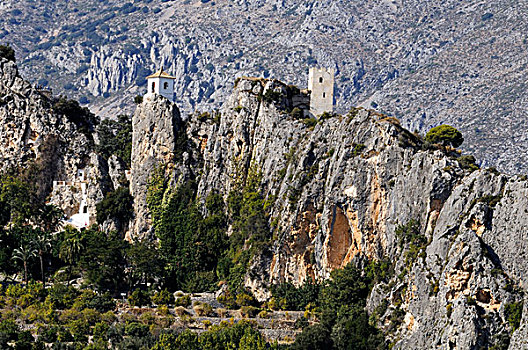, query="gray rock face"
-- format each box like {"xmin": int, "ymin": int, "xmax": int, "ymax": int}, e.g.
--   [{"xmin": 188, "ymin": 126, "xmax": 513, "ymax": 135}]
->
[
  {"xmin": 129, "ymin": 93, "xmax": 182, "ymax": 240},
  {"xmin": 0, "ymin": 58, "xmax": 85, "ymax": 176},
  {"xmin": 128, "ymin": 77, "xmax": 528, "ymax": 348},
  {"xmin": 0, "ymin": 57, "xmax": 105, "ymax": 222}
]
